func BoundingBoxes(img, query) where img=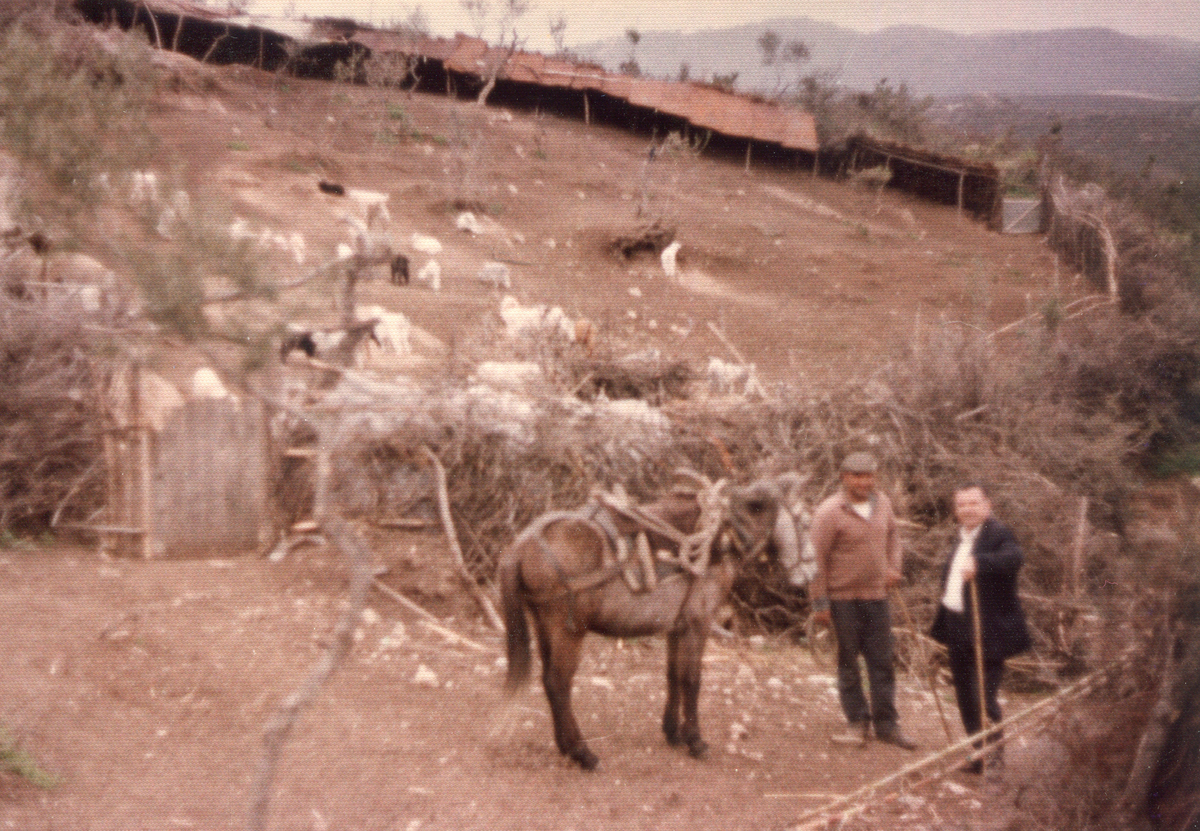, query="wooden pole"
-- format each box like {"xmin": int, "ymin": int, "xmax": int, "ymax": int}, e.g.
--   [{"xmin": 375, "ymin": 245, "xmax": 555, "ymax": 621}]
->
[
  {"xmin": 102, "ymin": 428, "xmax": 118, "ymax": 555},
  {"xmin": 139, "ymin": 421, "xmax": 153, "ymax": 558},
  {"xmin": 1070, "ymin": 496, "xmax": 1088, "ymax": 599},
  {"xmin": 97, "ymin": 372, "xmax": 120, "ymax": 556},
  {"xmin": 248, "ymin": 518, "xmax": 371, "ymax": 831},
  {"xmin": 371, "ymin": 578, "xmax": 493, "ymax": 653},
  {"xmin": 969, "ymin": 578, "xmax": 988, "ymax": 733},
  {"xmin": 130, "ymin": 361, "xmax": 154, "ymax": 559},
  {"xmin": 421, "ymin": 446, "xmax": 504, "ymax": 631},
  {"xmin": 139, "ymin": 1, "xmax": 162, "ymax": 49}
]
